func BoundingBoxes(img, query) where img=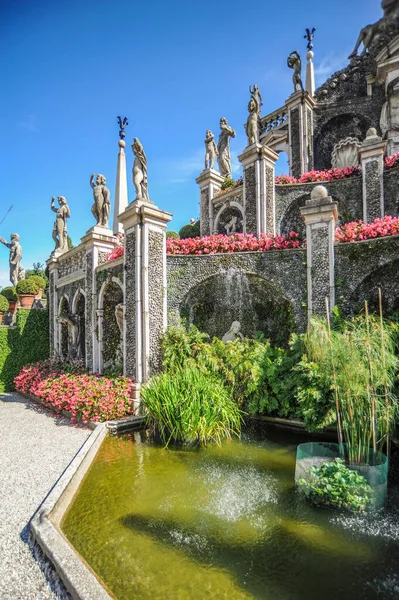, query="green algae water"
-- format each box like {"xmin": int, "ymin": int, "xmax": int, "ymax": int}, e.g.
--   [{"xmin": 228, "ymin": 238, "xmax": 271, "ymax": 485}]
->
[{"xmin": 62, "ymin": 427, "xmax": 399, "ymax": 599}]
